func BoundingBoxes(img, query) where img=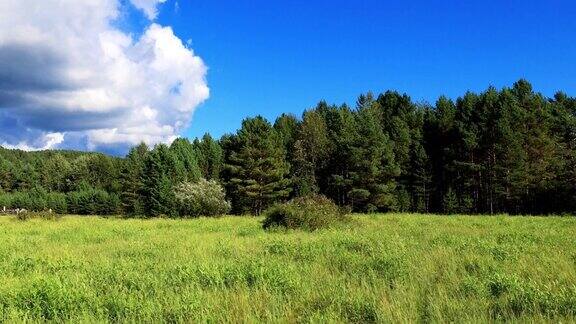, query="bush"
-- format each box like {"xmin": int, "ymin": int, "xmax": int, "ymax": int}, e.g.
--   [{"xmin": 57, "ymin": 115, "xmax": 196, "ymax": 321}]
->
[
  {"xmin": 262, "ymin": 195, "xmax": 348, "ymax": 231},
  {"xmin": 28, "ymin": 187, "xmax": 48, "ymax": 211},
  {"xmin": 46, "ymin": 192, "xmax": 68, "ymax": 214},
  {"xmin": 174, "ymin": 179, "xmax": 231, "ymax": 217},
  {"xmin": 67, "ymin": 188, "xmax": 120, "ymax": 215},
  {"xmin": 0, "ymin": 189, "xmax": 58, "ymax": 212},
  {"xmin": 0, "ymin": 193, "xmax": 11, "ymax": 209},
  {"xmin": 10, "ymin": 192, "xmax": 33, "ymax": 210}
]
